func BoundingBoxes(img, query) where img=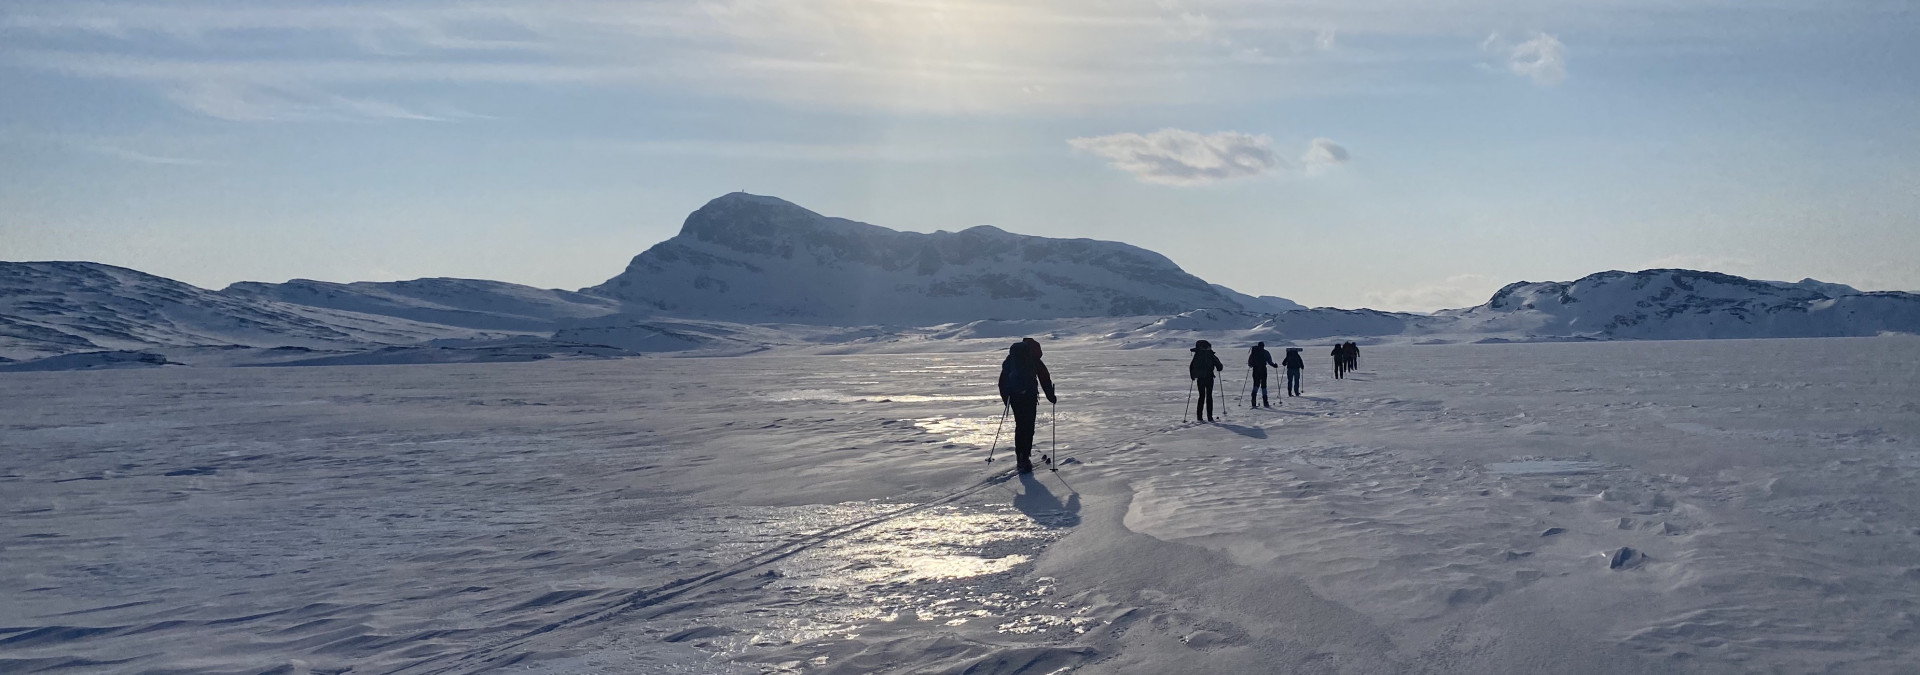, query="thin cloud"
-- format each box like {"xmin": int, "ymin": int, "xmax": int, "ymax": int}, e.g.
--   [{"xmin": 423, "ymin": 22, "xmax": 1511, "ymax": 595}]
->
[
  {"xmin": 1069, "ymin": 129, "xmax": 1280, "ymax": 186},
  {"xmin": 163, "ymin": 80, "xmax": 449, "ymax": 122},
  {"xmin": 1483, "ymin": 31, "xmax": 1567, "ymax": 85},
  {"xmin": 1300, "ymin": 137, "xmax": 1349, "ymax": 172},
  {"xmin": 1070, "ymin": 130, "xmax": 1350, "ymax": 185}
]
